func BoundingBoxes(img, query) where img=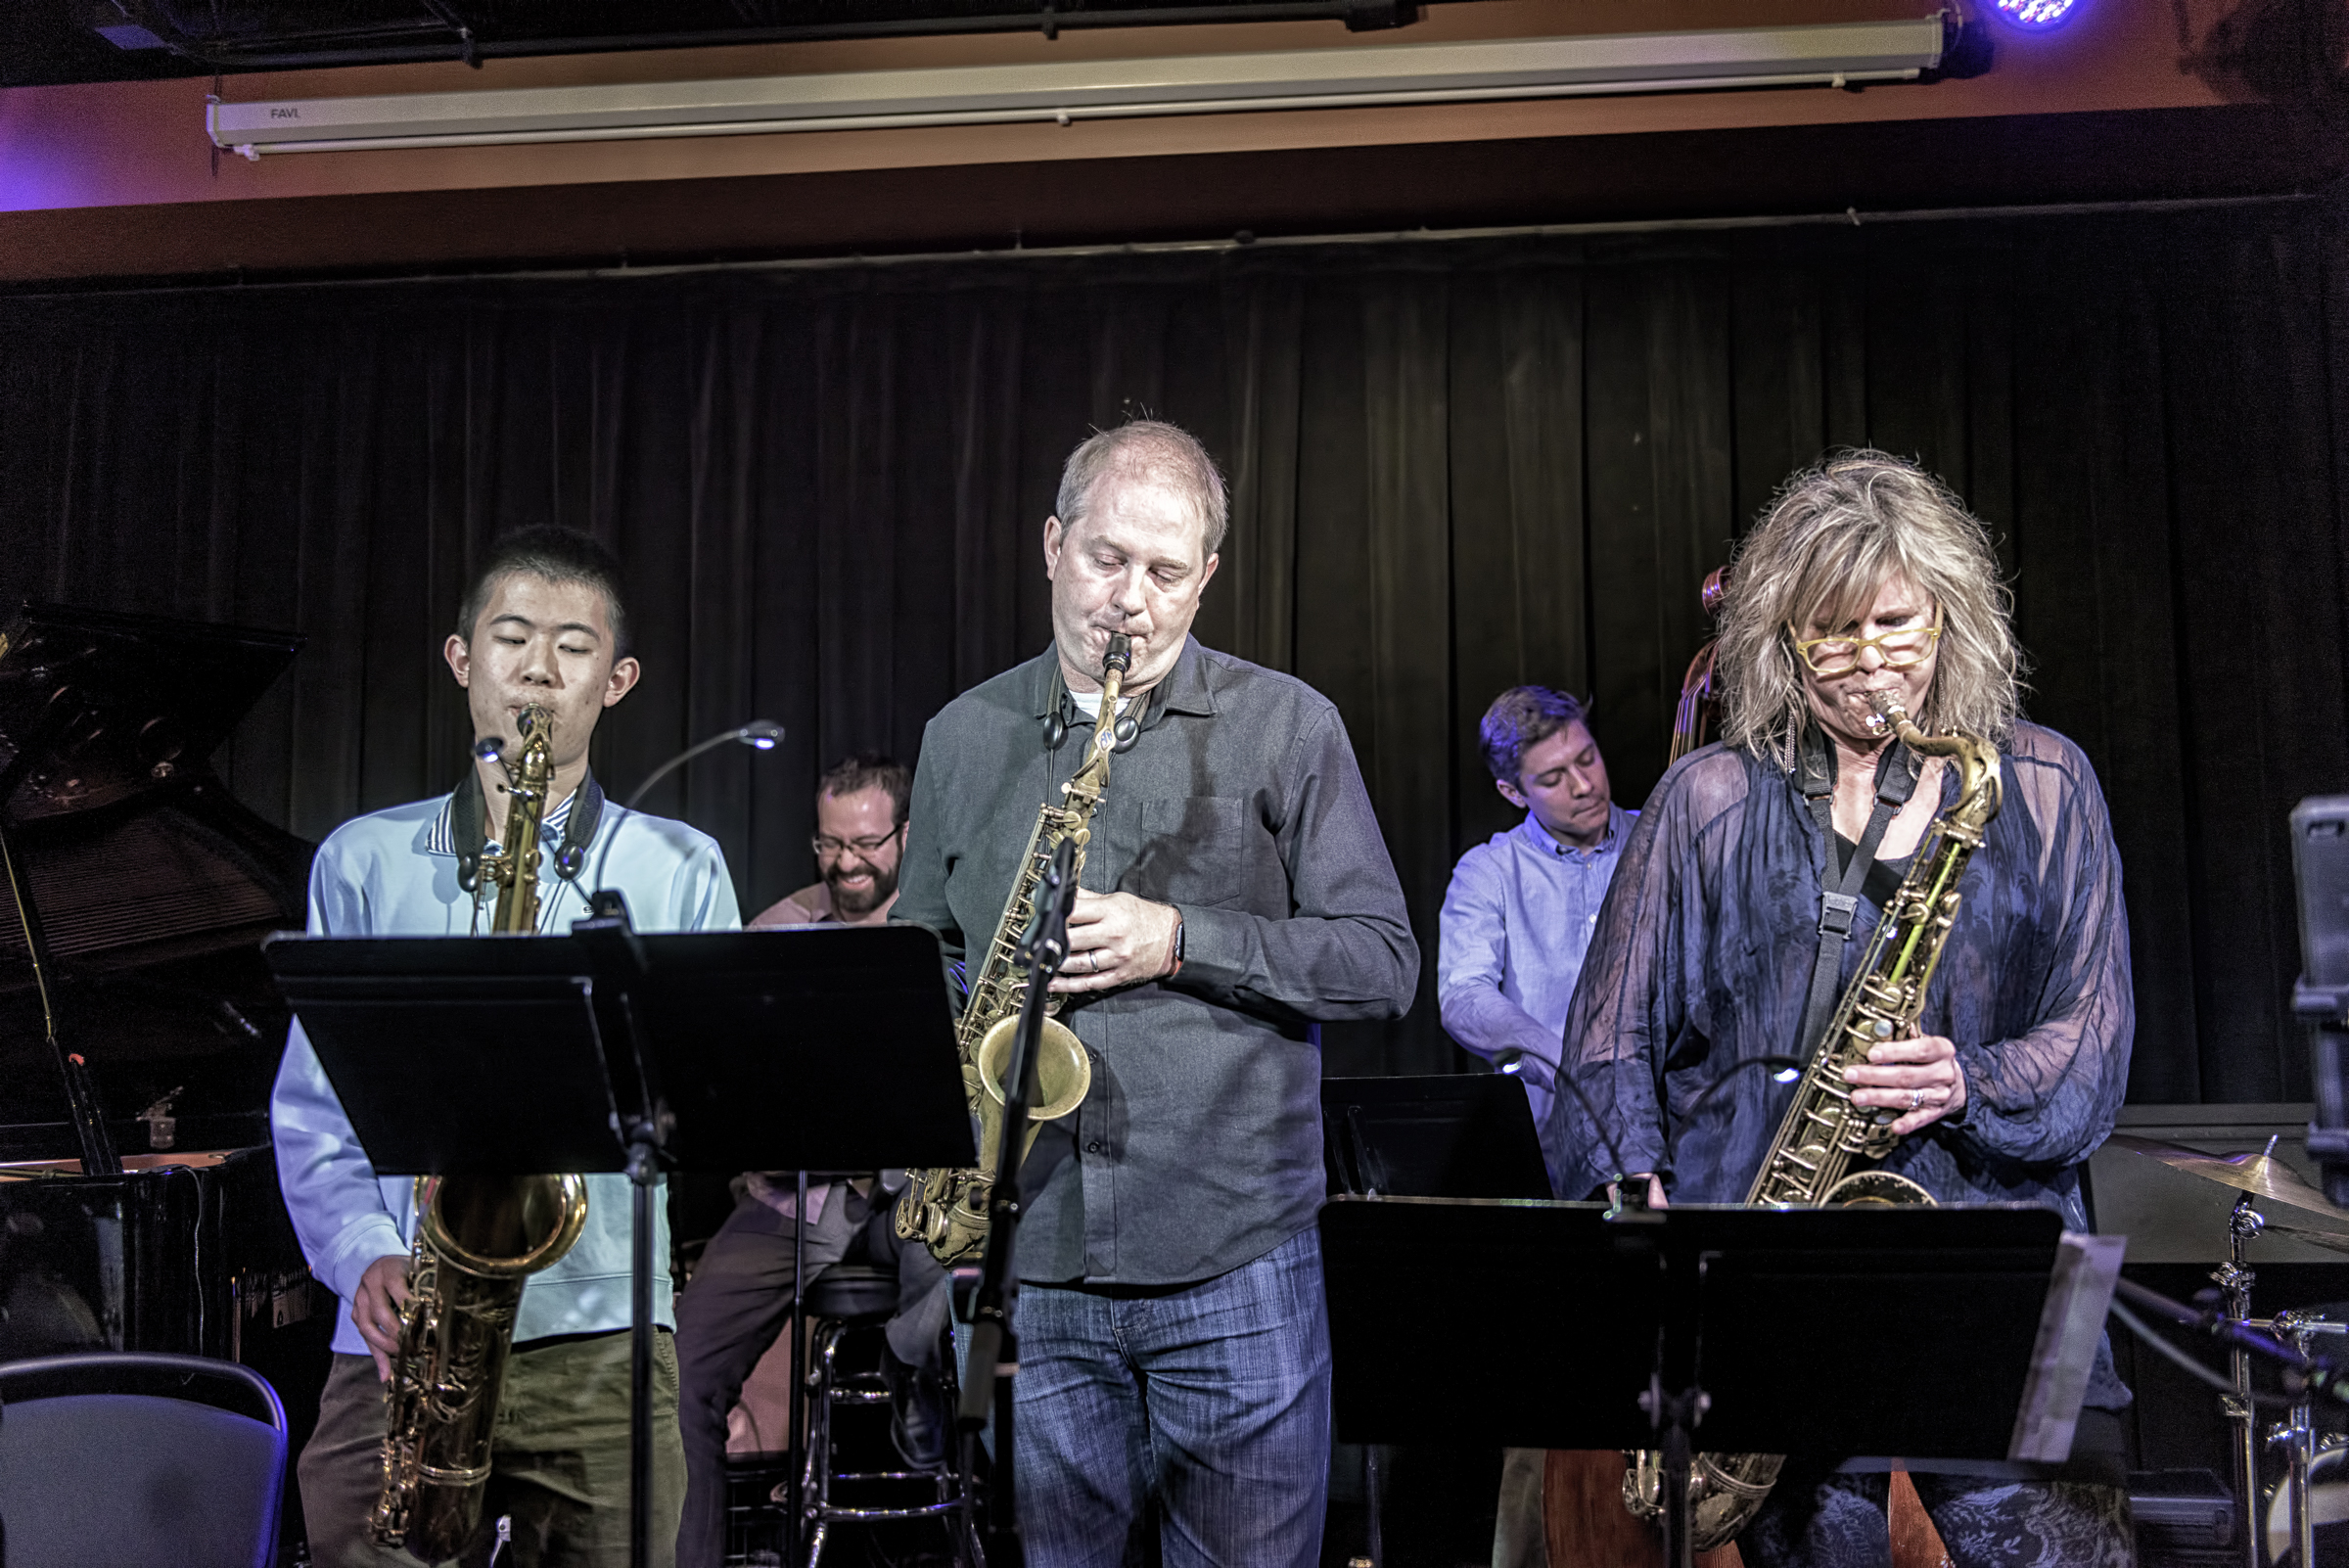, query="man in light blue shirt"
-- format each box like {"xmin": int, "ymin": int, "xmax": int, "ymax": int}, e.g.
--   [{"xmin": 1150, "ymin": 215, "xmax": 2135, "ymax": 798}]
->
[
  {"xmin": 1439, "ymin": 685, "xmax": 1630, "ymax": 1195},
  {"xmin": 1439, "ymin": 686, "xmax": 1629, "ymax": 1568},
  {"xmin": 271, "ymin": 529, "xmax": 739, "ymax": 1568}
]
